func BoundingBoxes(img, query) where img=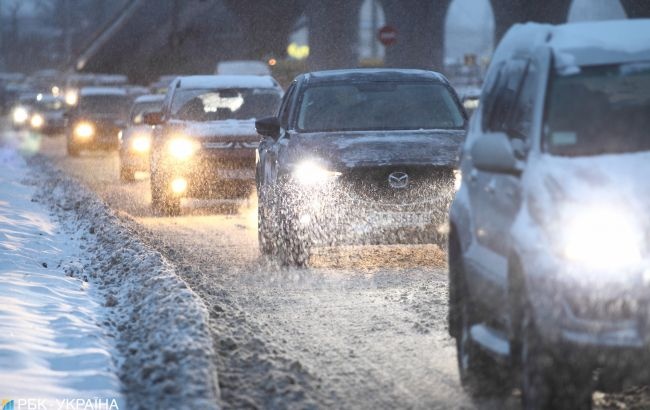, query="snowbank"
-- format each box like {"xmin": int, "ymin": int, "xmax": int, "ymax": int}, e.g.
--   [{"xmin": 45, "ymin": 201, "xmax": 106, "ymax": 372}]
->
[
  {"xmin": 27, "ymin": 154, "xmax": 220, "ymax": 409},
  {"xmin": 0, "ymin": 148, "xmax": 124, "ymax": 407}
]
